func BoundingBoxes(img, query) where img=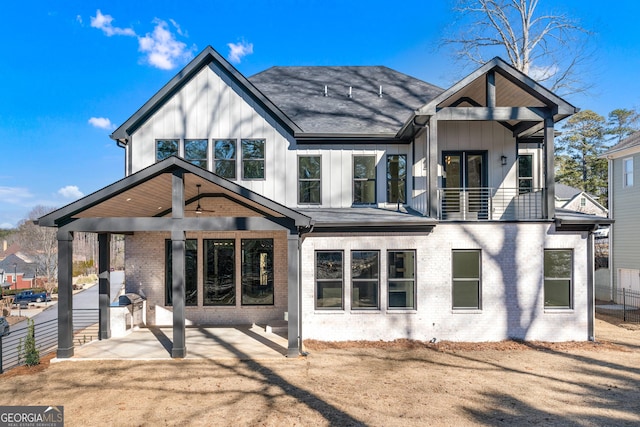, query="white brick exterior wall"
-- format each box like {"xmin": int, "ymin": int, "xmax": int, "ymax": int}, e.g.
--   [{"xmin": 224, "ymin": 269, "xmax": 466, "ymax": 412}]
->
[{"xmin": 300, "ymin": 222, "xmax": 589, "ymax": 342}]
